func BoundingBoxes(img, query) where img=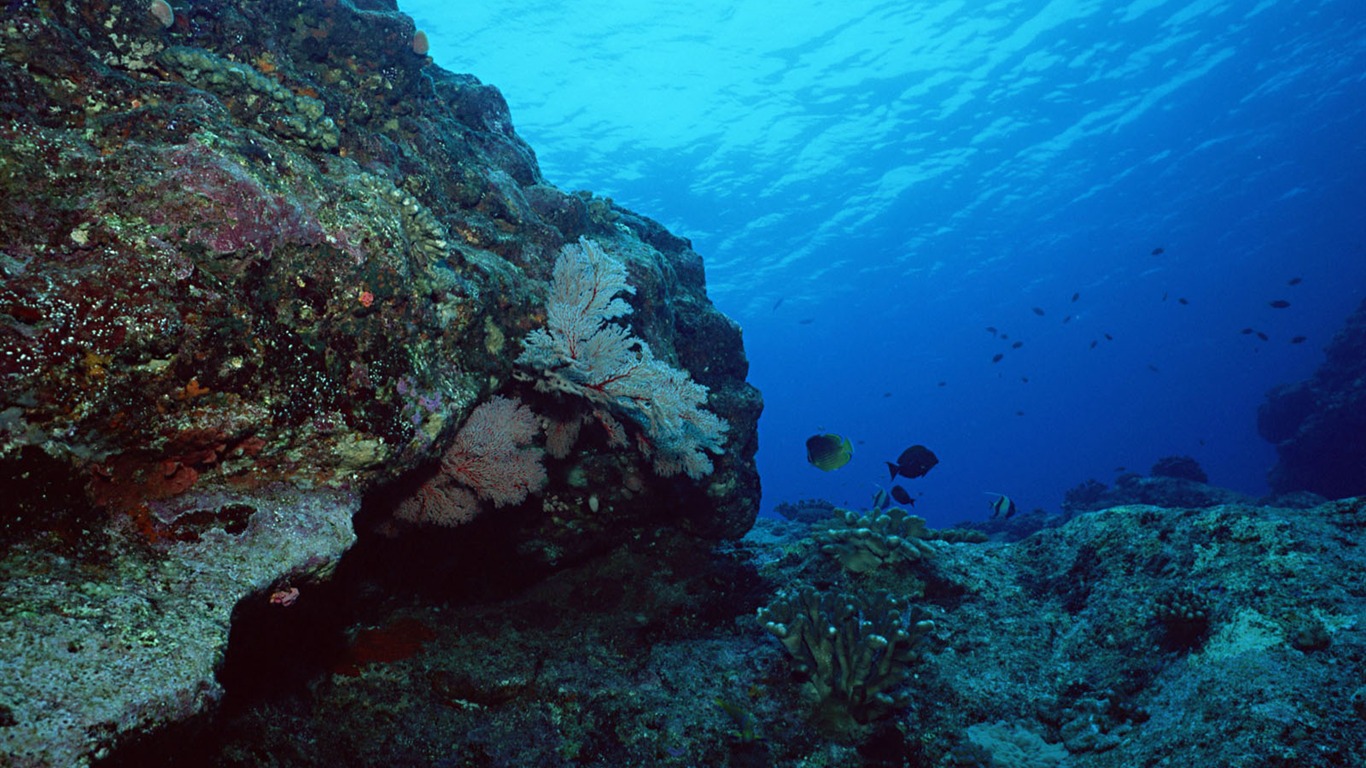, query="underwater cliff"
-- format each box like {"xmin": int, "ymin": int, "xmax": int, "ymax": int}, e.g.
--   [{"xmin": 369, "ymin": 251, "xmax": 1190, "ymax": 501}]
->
[{"xmin": 0, "ymin": 0, "xmax": 758, "ymax": 764}]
